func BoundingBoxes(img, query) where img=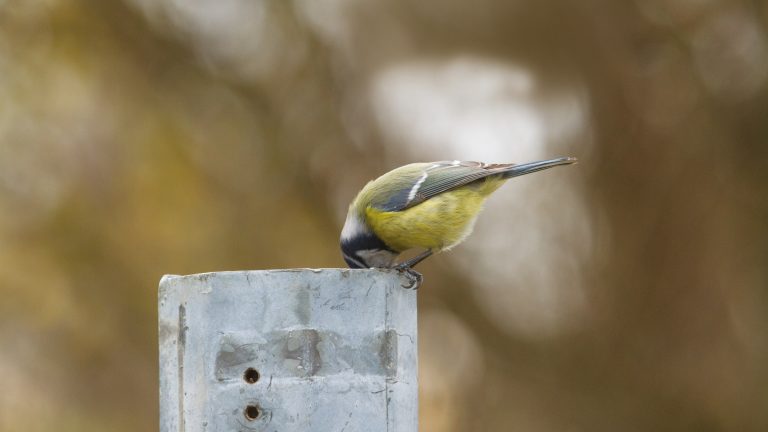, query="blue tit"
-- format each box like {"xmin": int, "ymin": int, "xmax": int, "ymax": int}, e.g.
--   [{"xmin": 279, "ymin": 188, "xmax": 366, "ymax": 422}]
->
[{"xmin": 340, "ymin": 157, "xmax": 577, "ymax": 288}]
